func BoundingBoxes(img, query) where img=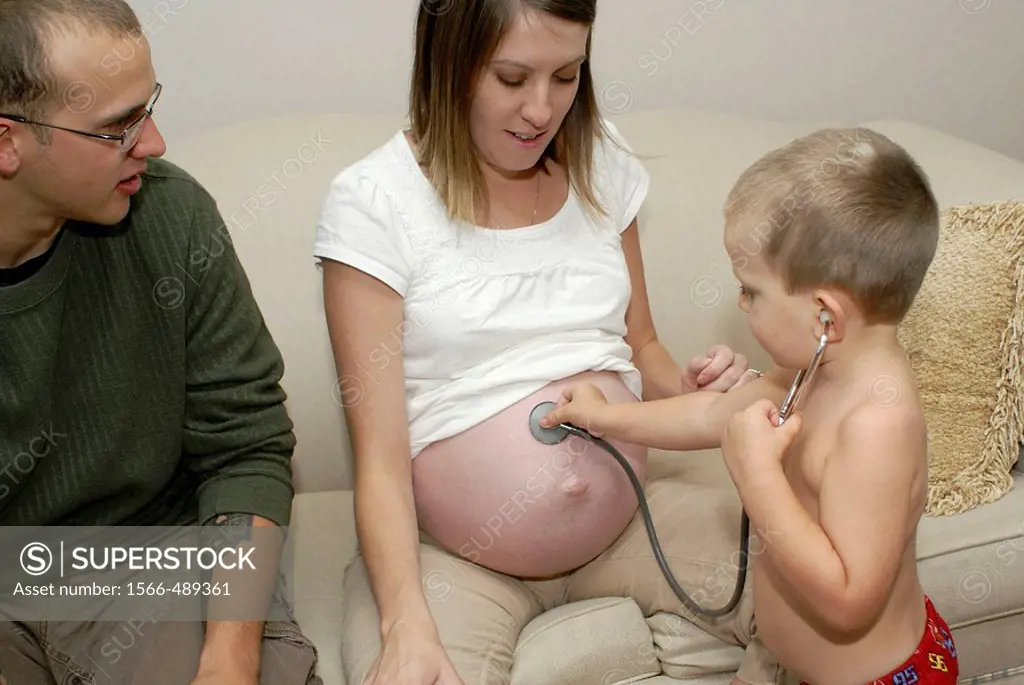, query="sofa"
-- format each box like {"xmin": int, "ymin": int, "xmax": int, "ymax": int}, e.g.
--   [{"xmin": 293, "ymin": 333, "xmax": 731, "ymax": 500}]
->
[{"xmin": 166, "ymin": 107, "xmax": 1024, "ymax": 685}]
